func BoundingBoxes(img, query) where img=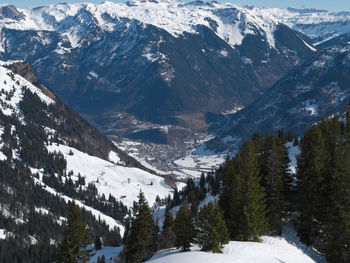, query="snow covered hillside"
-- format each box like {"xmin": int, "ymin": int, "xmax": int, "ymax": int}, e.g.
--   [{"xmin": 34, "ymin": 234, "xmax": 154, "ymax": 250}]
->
[
  {"xmin": 47, "ymin": 143, "xmax": 172, "ymax": 208},
  {"xmin": 0, "ymin": 60, "xmax": 54, "ymax": 116},
  {"xmin": 0, "ymin": 61, "xmax": 176, "ymax": 258},
  {"xmin": 0, "ymin": 61, "xmax": 173, "ymax": 209},
  {"xmin": 147, "ymin": 225, "xmax": 324, "ymax": 263}
]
